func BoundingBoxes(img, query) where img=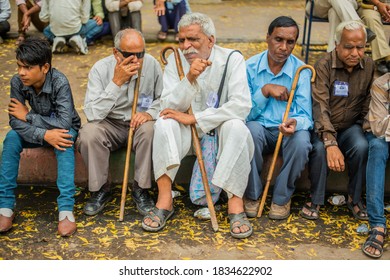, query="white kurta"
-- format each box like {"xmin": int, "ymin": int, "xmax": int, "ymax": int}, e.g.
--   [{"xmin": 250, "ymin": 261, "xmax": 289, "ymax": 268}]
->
[{"xmin": 153, "ymin": 45, "xmax": 254, "ymax": 198}]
